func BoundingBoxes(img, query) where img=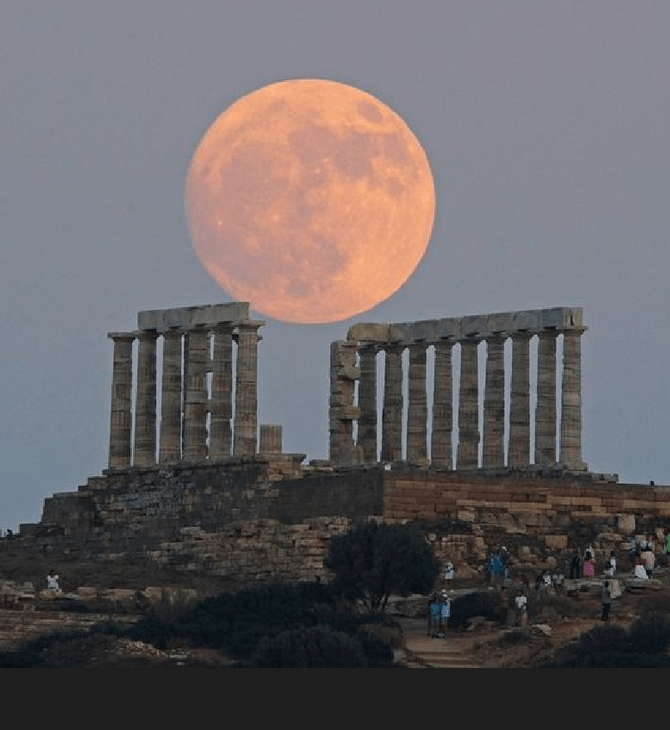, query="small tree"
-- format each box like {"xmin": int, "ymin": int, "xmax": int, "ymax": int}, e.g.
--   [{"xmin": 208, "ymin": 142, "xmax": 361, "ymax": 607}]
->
[{"xmin": 324, "ymin": 521, "xmax": 439, "ymax": 613}]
